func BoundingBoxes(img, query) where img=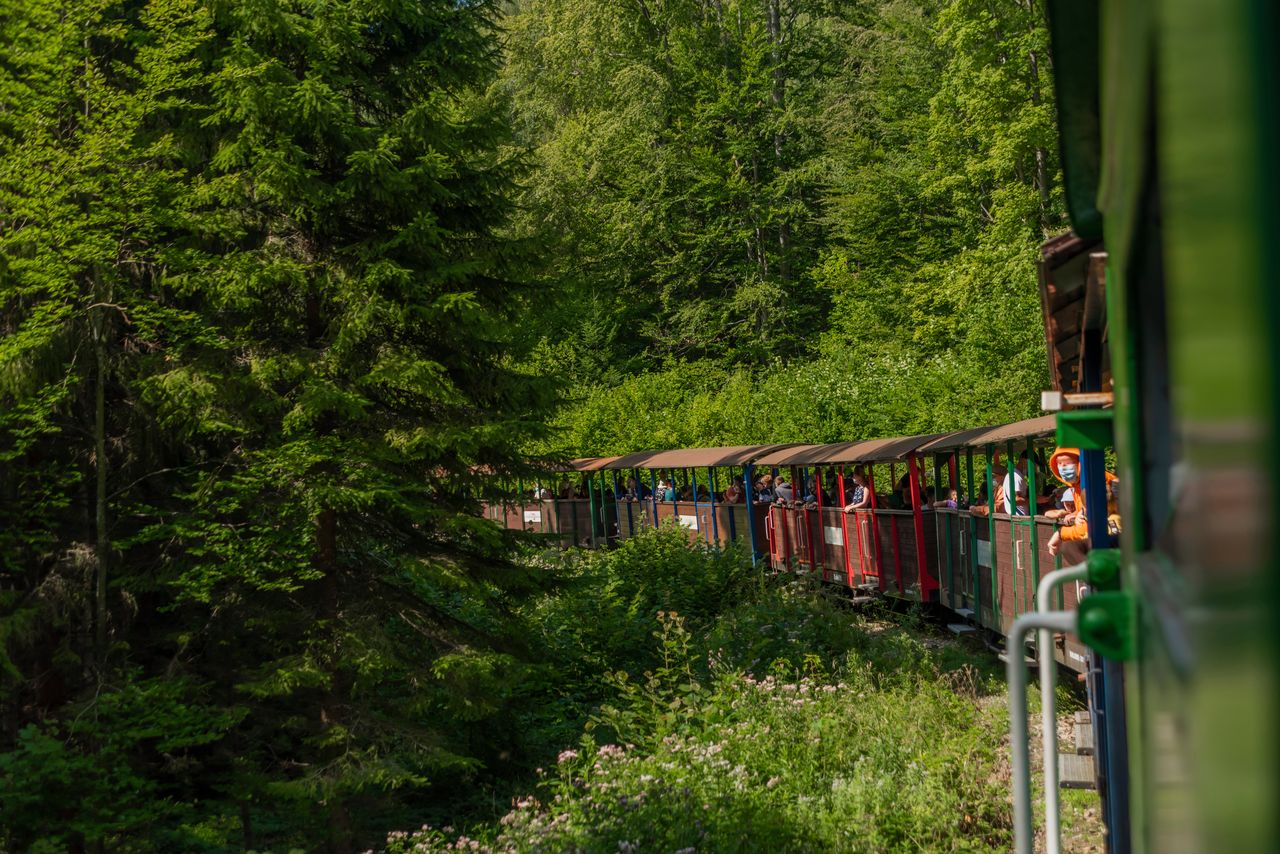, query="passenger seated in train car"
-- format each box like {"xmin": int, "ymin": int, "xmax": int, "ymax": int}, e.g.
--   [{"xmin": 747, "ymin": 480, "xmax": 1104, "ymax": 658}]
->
[
  {"xmin": 724, "ymin": 475, "xmax": 746, "ymax": 503},
  {"xmin": 1045, "ymin": 447, "xmax": 1120, "ymax": 556},
  {"xmin": 1001, "ymin": 452, "xmax": 1030, "ymax": 515},
  {"xmin": 1043, "ymin": 486, "xmax": 1074, "ymax": 519},
  {"xmin": 533, "ymin": 484, "xmax": 552, "ymax": 499},
  {"xmin": 558, "ymin": 480, "xmax": 575, "ymax": 500},
  {"xmin": 843, "ymin": 468, "xmax": 873, "ymax": 511},
  {"xmin": 622, "ymin": 476, "xmax": 650, "ymax": 501},
  {"xmin": 921, "ymin": 485, "xmax": 937, "ymax": 510},
  {"xmin": 802, "ymin": 475, "xmax": 831, "ymax": 505},
  {"xmin": 807, "ymin": 473, "xmax": 835, "ymax": 506},
  {"xmin": 774, "ymin": 477, "xmax": 795, "ymax": 502},
  {"xmin": 886, "ymin": 473, "xmax": 916, "ymax": 509},
  {"xmin": 755, "ymin": 474, "xmax": 775, "ymax": 502}
]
